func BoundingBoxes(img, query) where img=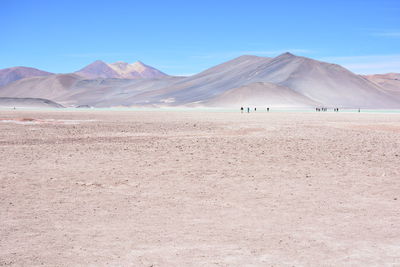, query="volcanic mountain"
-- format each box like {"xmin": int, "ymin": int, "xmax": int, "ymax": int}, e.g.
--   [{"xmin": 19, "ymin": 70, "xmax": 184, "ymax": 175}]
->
[
  {"xmin": 75, "ymin": 60, "xmax": 167, "ymax": 79},
  {"xmin": 0, "ymin": 66, "xmax": 53, "ymax": 87},
  {"xmin": 131, "ymin": 53, "xmax": 399, "ymax": 108}
]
